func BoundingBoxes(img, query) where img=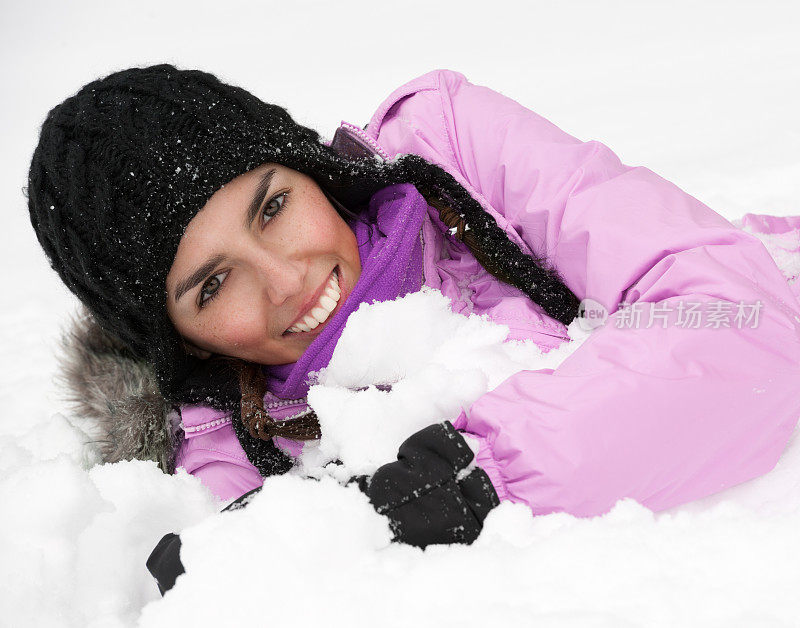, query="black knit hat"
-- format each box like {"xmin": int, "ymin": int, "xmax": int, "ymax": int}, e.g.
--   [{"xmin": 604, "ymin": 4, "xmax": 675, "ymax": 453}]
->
[
  {"xmin": 27, "ymin": 63, "xmax": 581, "ymax": 416},
  {"xmin": 27, "ymin": 64, "xmax": 390, "ymax": 403}
]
